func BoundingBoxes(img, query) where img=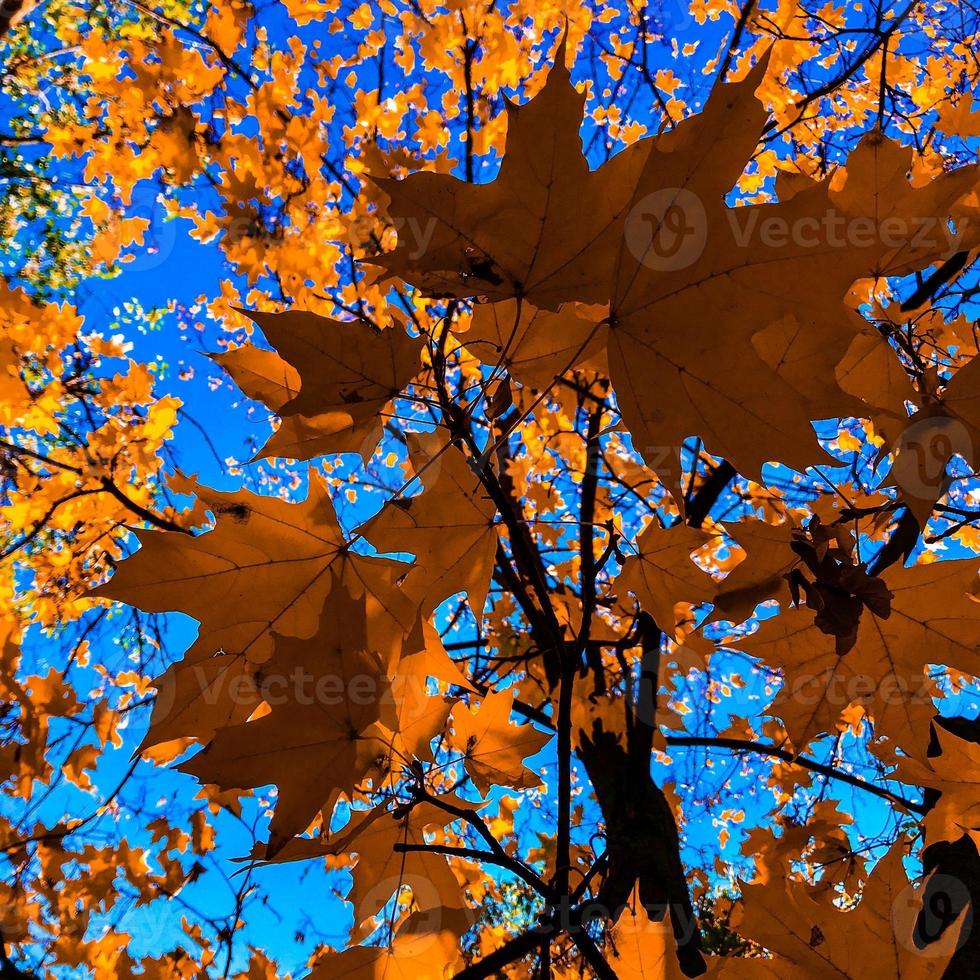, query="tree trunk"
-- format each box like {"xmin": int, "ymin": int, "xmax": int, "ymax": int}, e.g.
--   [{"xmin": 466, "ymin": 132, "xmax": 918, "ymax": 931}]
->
[{"xmin": 576, "ymin": 725, "xmax": 707, "ymax": 976}]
